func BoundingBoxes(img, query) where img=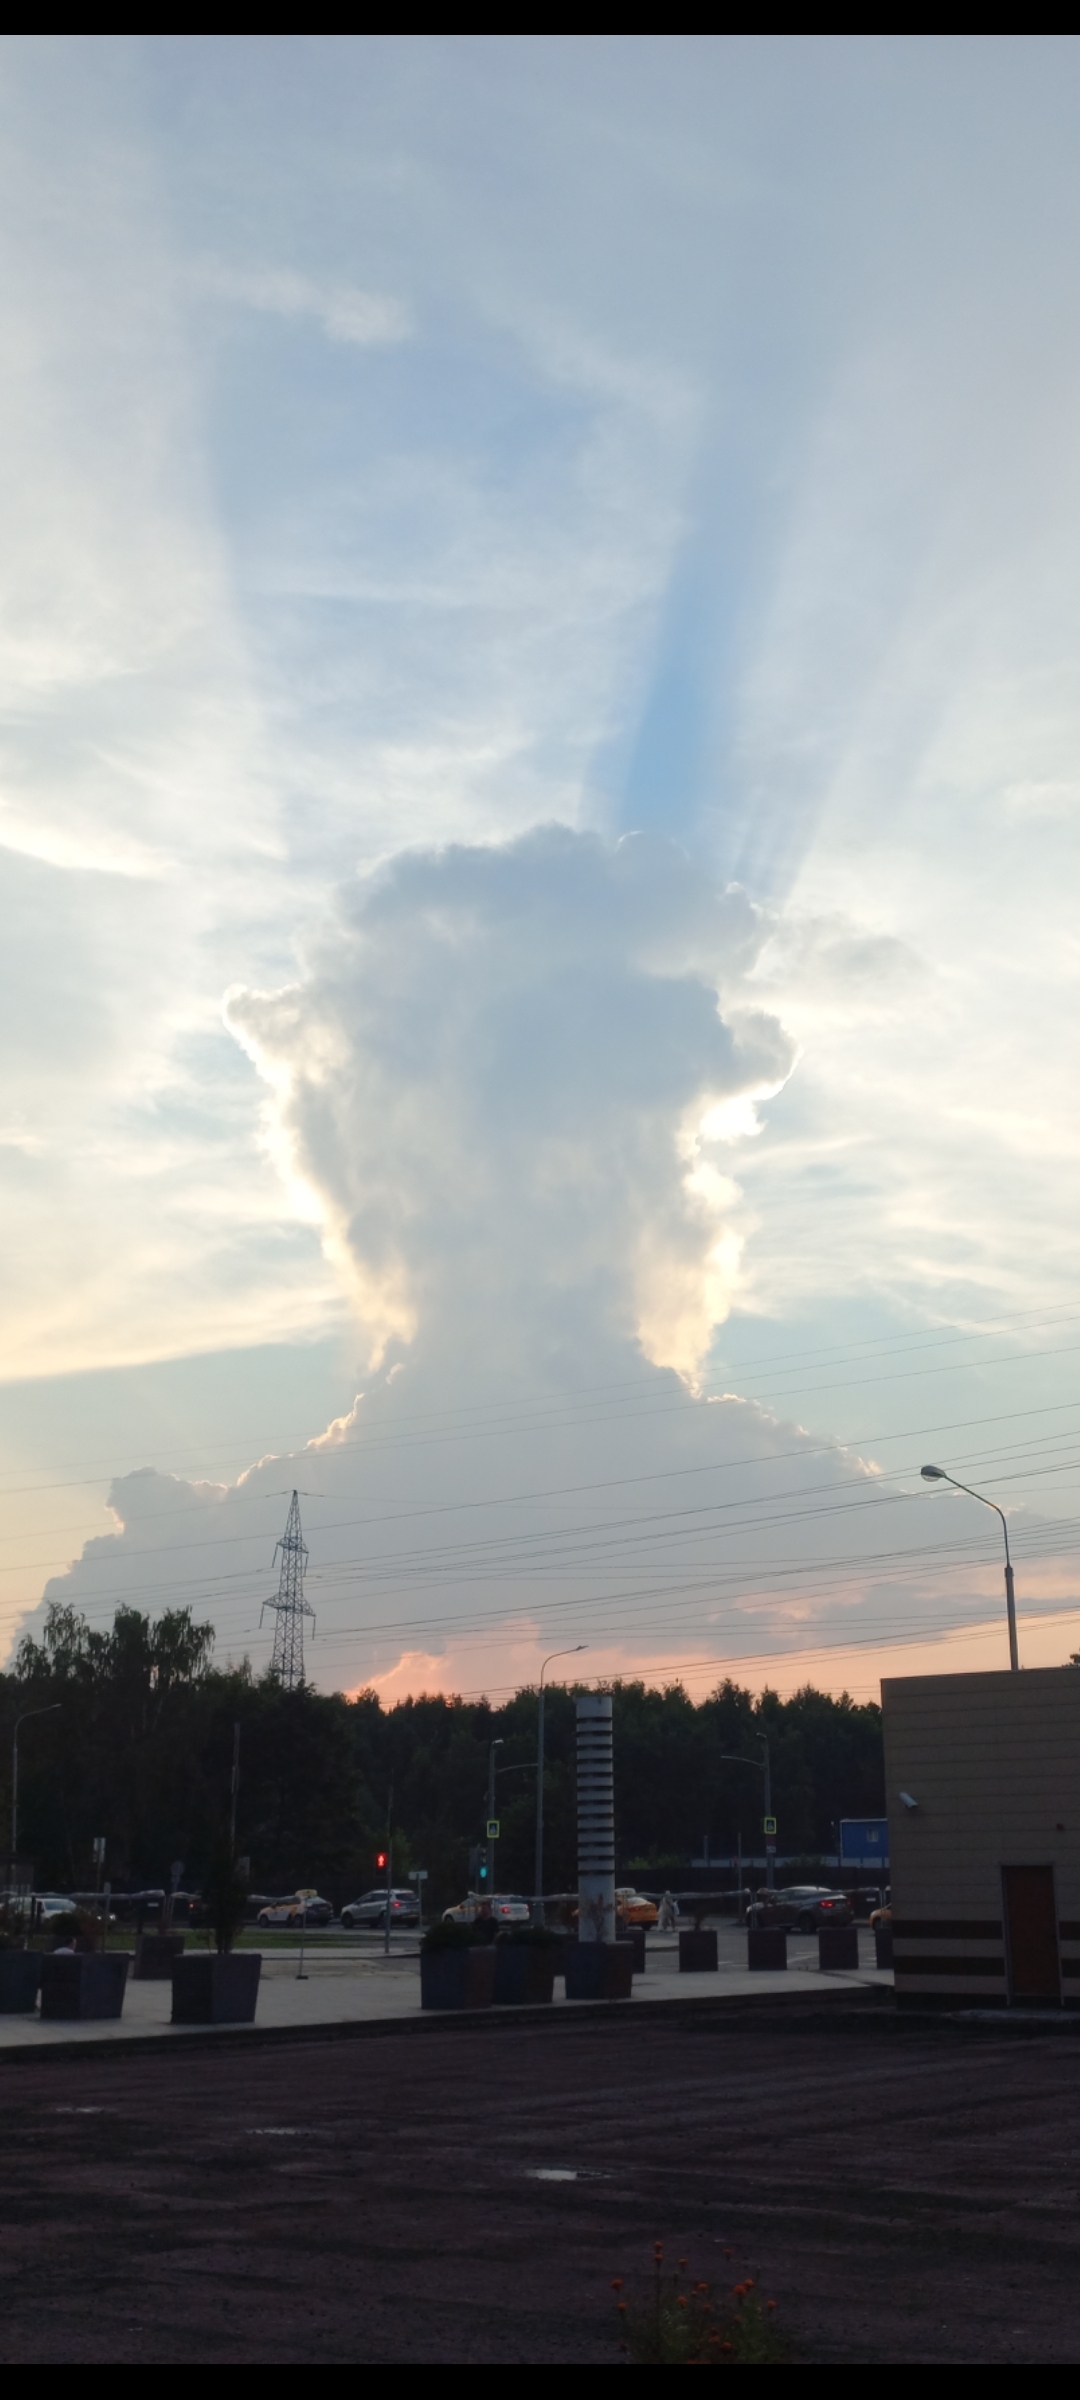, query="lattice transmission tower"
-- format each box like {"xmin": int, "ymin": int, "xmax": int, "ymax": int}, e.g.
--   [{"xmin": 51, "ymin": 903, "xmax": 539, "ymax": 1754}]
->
[{"xmin": 261, "ymin": 1490, "xmax": 315, "ymax": 1688}]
